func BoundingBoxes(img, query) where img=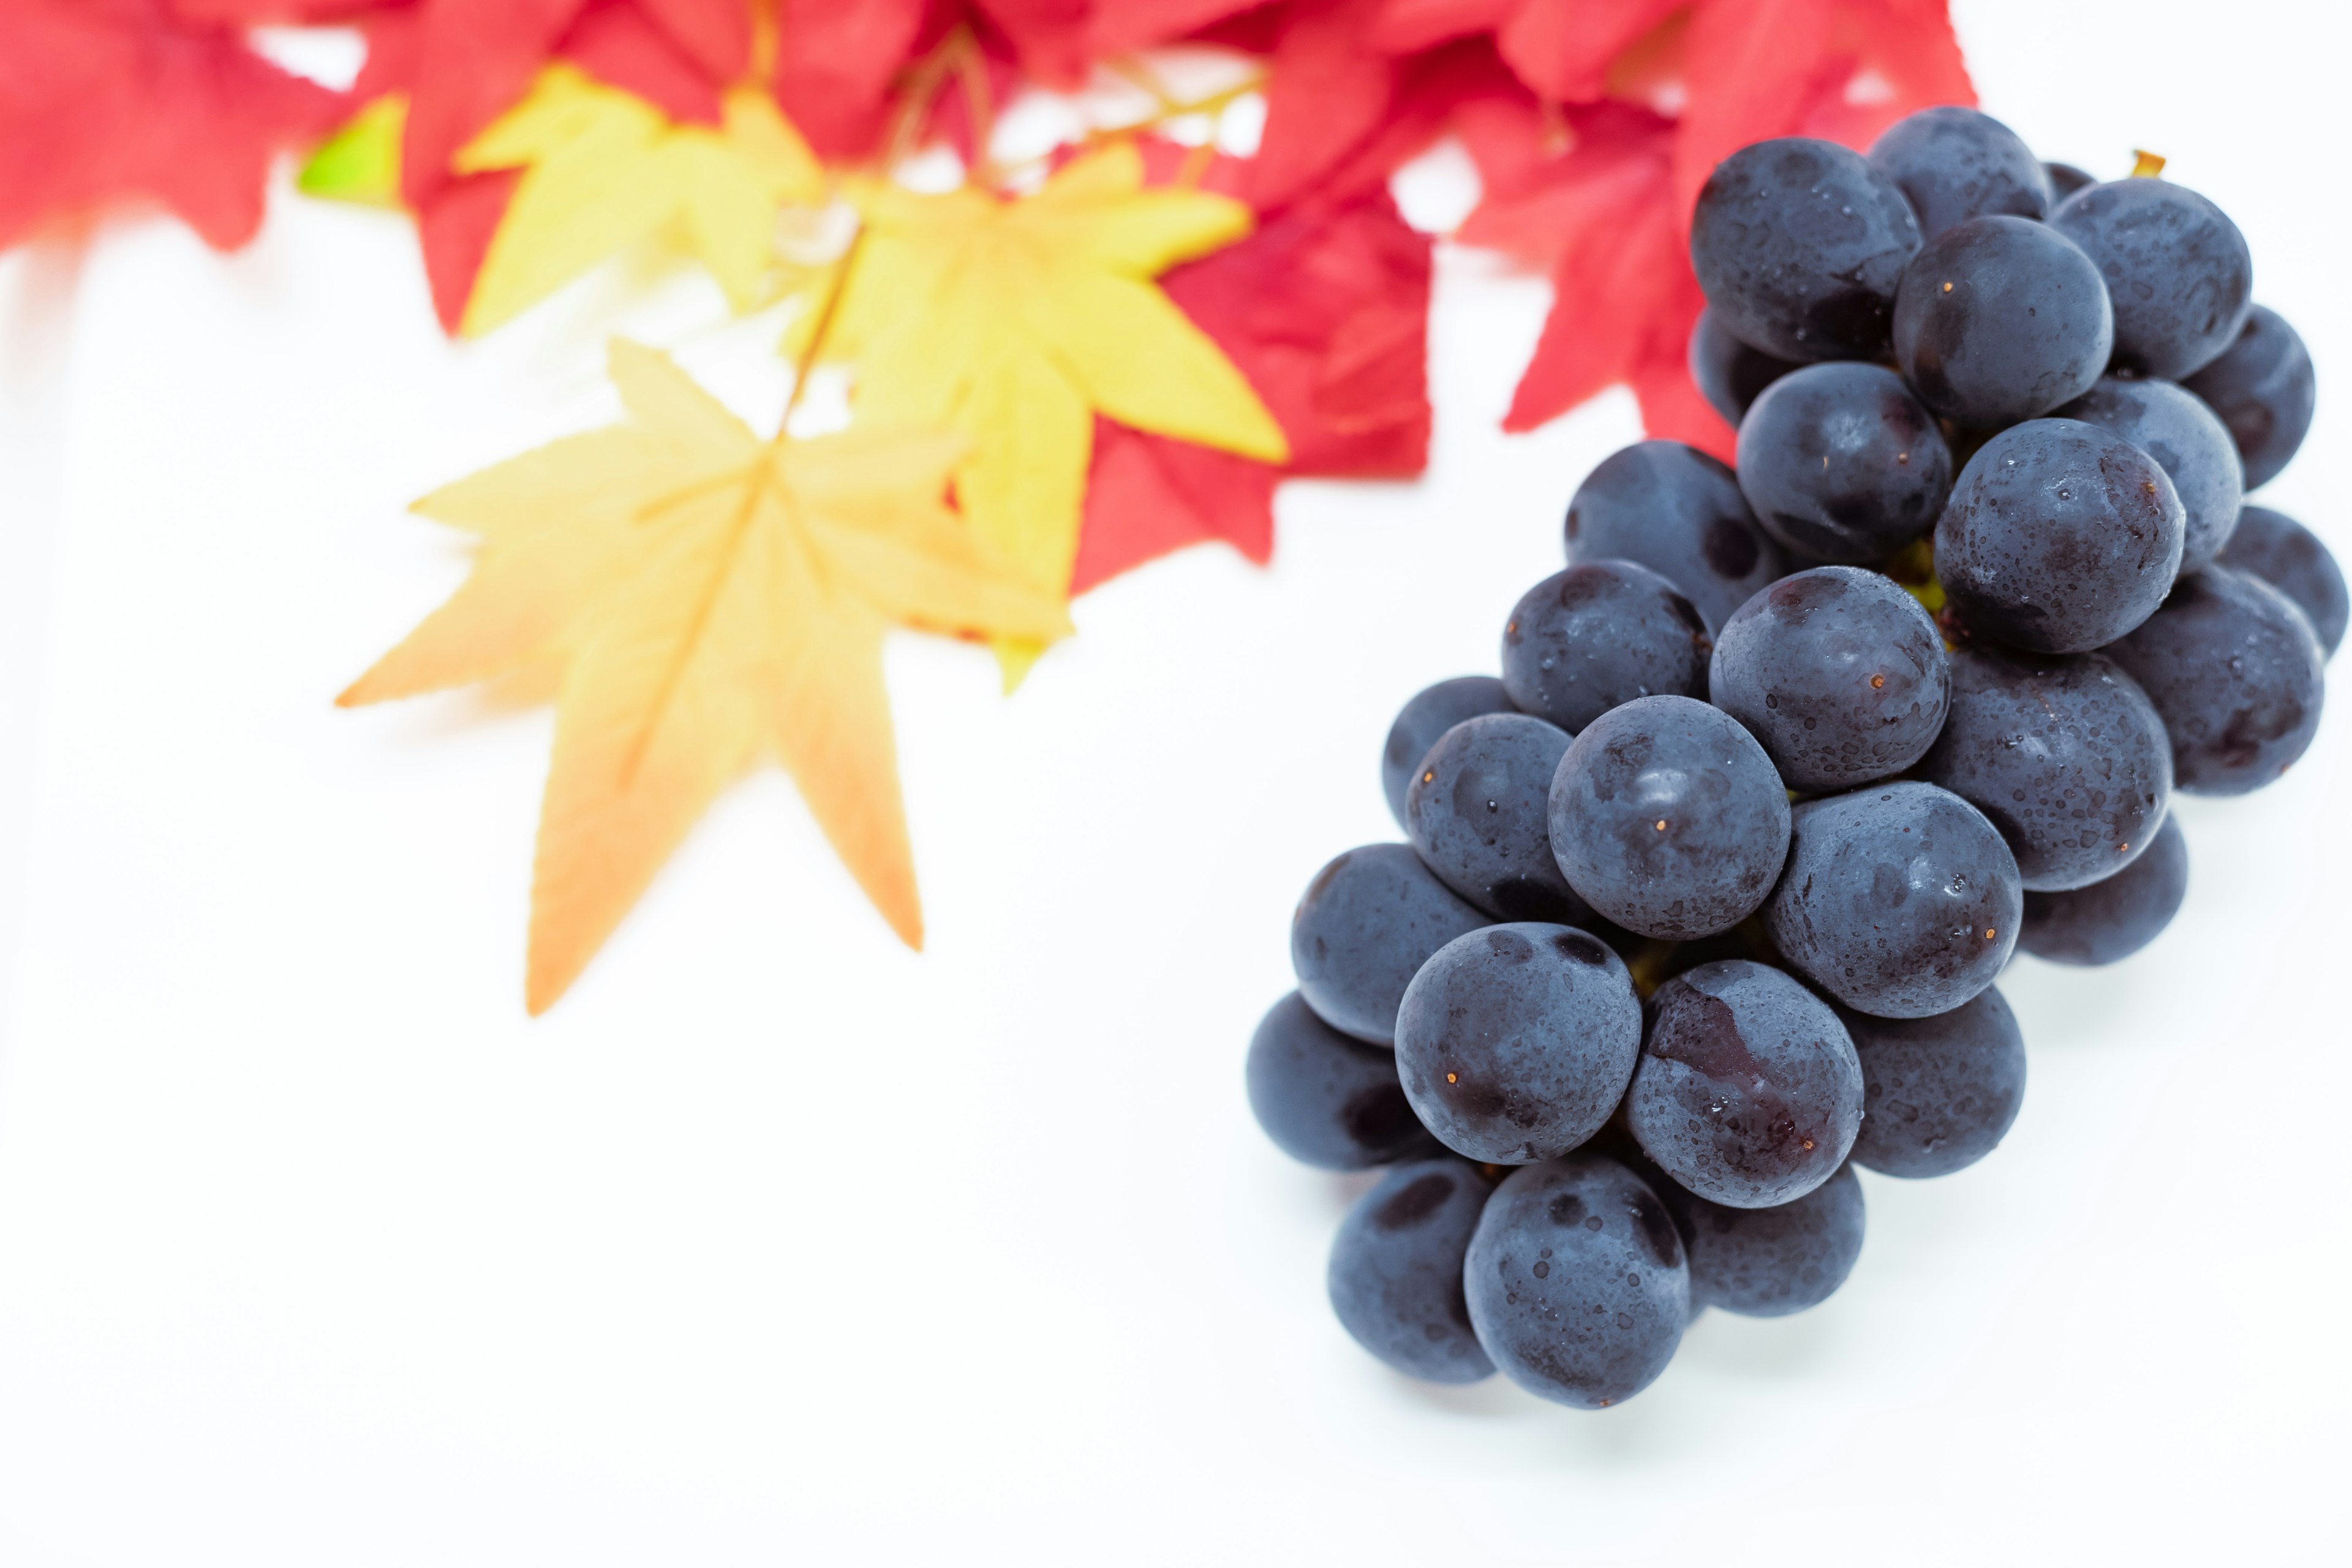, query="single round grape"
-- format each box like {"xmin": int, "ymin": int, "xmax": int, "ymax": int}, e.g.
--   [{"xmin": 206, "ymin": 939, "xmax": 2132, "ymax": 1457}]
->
[
  {"xmin": 1867, "ymin": 105, "xmax": 2052, "ymax": 239},
  {"xmin": 2103, "ymin": 567, "xmax": 2327, "ymax": 795},
  {"xmin": 2057, "ymin": 376, "xmax": 2244, "ymax": 570},
  {"xmin": 1666, "ymin": 1161, "xmax": 1866, "ymax": 1316},
  {"xmin": 1766, "ymin": 782, "xmax": 2022, "ymax": 1019},
  {"xmin": 1393, "ymin": 924, "xmax": 1642, "ymax": 1164},
  {"xmin": 1934, "ymin": 418, "xmax": 2185, "ymax": 653},
  {"xmin": 1914, "ymin": 645, "xmax": 2172, "ymax": 891},
  {"xmin": 1708, "ymin": 566, "xmax": 1951, "ymax": 793},
  {"xmin": 1463, "ymin": 1154, "xmax": 1690, "ymax": 1409},
  {"xmin": 1245, "ymin": 992, "xmax": 1440, "ymax": 1170},
  {"xmin": 2045, "ymin": 161, "xmax": 2095, "ymax": 200},
  {"xmin": 1564, "ymin": 440, "xmax": 1788, "ymax": 631},
  {"xmin": 2018, "ymin": 813, "xmax": 2189, "ymax": 965},
  {"xmin": 1840, "ymin": 986, "xmax": 2027, "ymax": 1177},
  {"xmin": 1381, "ymin": 675, "xmax": 1516, "ymax": 829},
  {"xmin": 2182, "ymin": 305, "xmax": 2316, "ymax": 490},
  {"xmin": 1547, "ymin": 695, "xmax": 1792, "ymax": 940},
  {"xmin": 1327, "ymin": 1159, "xmax": 1497, "ymax": 1383},
  {"xmin": 1687, "ymin": 307, "xmax": 1800, "ymax": 428},
  {"xmin": 2050, "ymin": 178, "xmax": 2253, "ymax": 380},
  {"xmin": 1501, "ymin": 560, "xmax": 1713, "ymax": 733},
  {"xmin": 2215, "ymin": 505, "xmax": 2346, "ymax": 658},
  {"xmin": 1291, "ymin": 844, "xmax": 1488, "ymax": 1045},
  {"xmin": 1689, "ymin": 137, "xmax": 1923, "ymax": 362},
  {"xmin": 1625, "ymin": 960, "xmax": 1863, "ymax": 1208},
  {"xmin": 1406, "ymin": 714, "xmax": 1591, "ymax": 923},
  {"xmin": 1735, "ymin": 362, "xmax": 1953, "ymax": 564},
  {"xmin": 1891, "ymin": 216, "xmax": 2113, "ymax": 428}
]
